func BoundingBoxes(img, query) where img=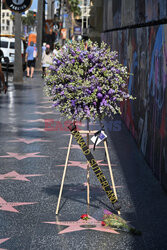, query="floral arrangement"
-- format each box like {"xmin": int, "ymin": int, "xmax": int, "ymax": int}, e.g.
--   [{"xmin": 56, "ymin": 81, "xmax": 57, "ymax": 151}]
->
[
  {"xmin": 44, "ymin": 40, "xmax": 134, "ymax": 121},
  {"xmin": 101, "ymin": 210, "xmax": 141, "ymax": 235},
  {"xmin": 80, "ymin": 214, "xmax": 89, "ymax": 221}
]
